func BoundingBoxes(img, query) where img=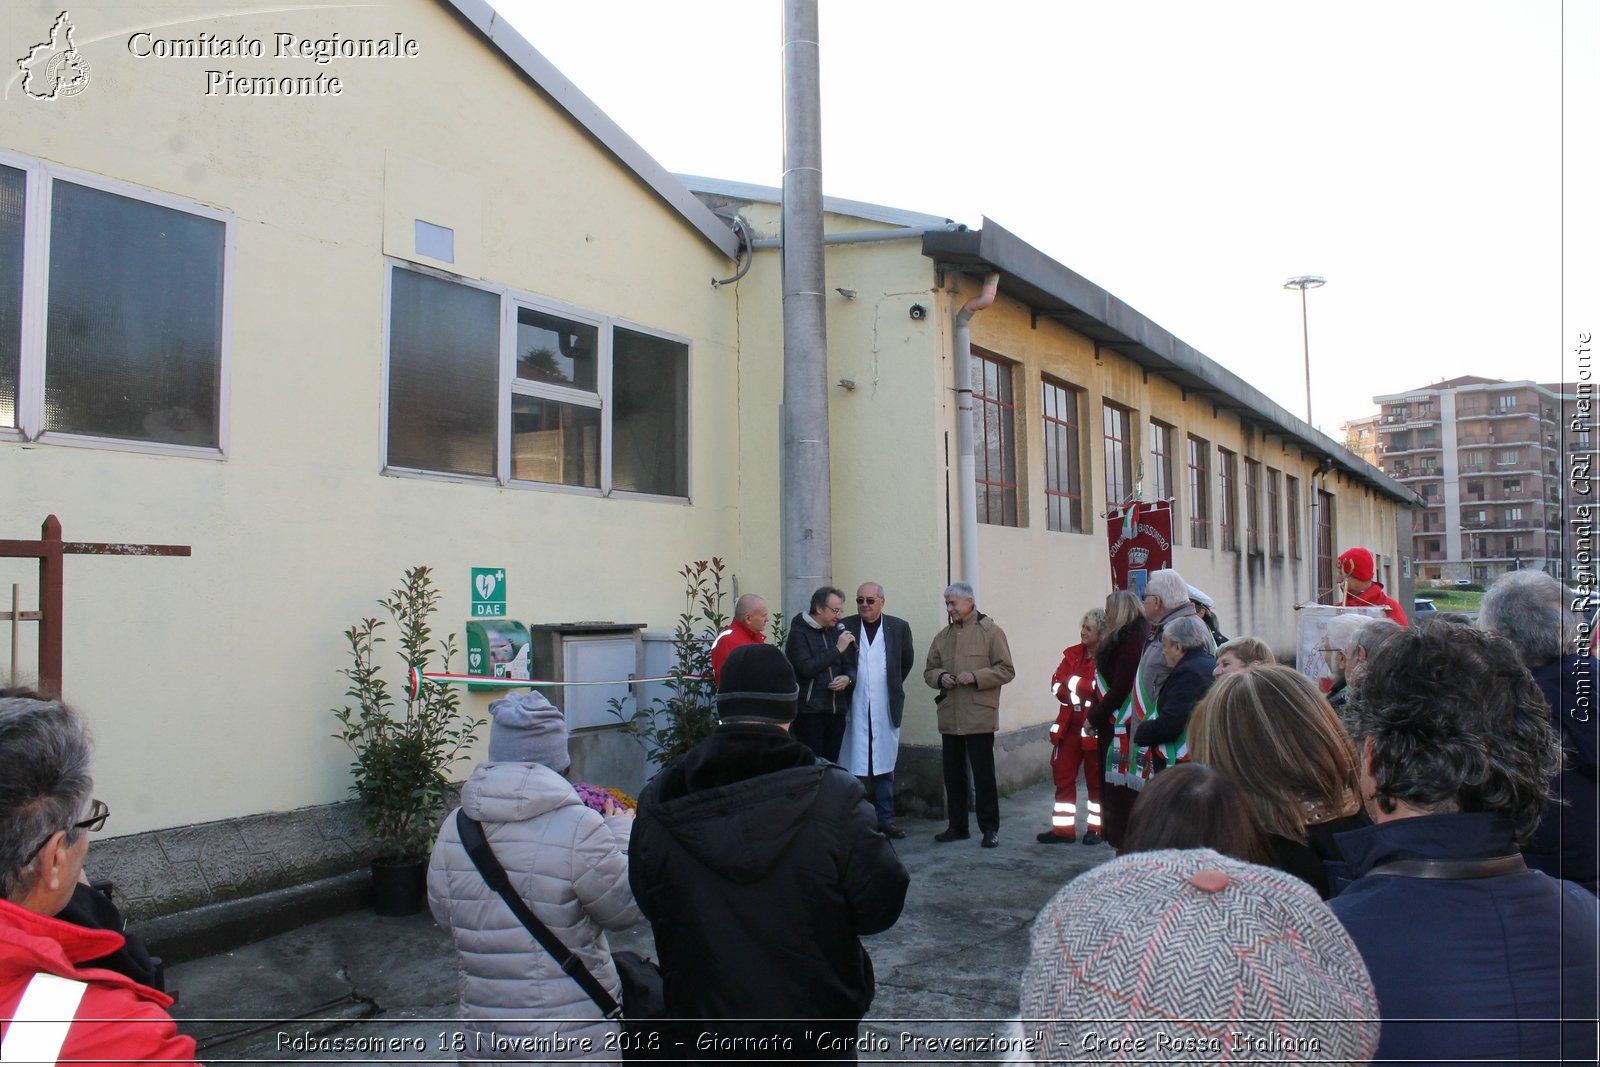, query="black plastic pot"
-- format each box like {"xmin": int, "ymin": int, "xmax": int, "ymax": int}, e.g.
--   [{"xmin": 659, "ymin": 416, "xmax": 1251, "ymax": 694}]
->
[{"xmin": 371, "ymin": 858, "xmax": 426, "ymax": 916}]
